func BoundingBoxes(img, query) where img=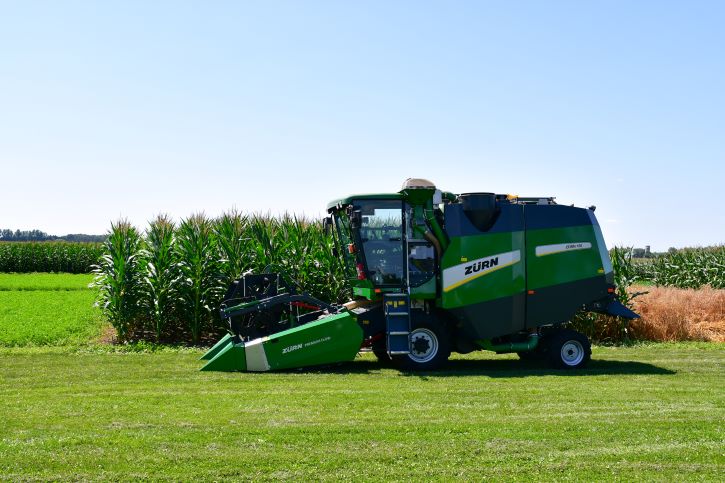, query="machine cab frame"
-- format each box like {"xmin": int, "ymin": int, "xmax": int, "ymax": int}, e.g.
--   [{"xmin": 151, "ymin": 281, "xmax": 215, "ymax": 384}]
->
[{"xmin": 327, "ymin": 198, "xmax": 437, "ymax": 298}]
